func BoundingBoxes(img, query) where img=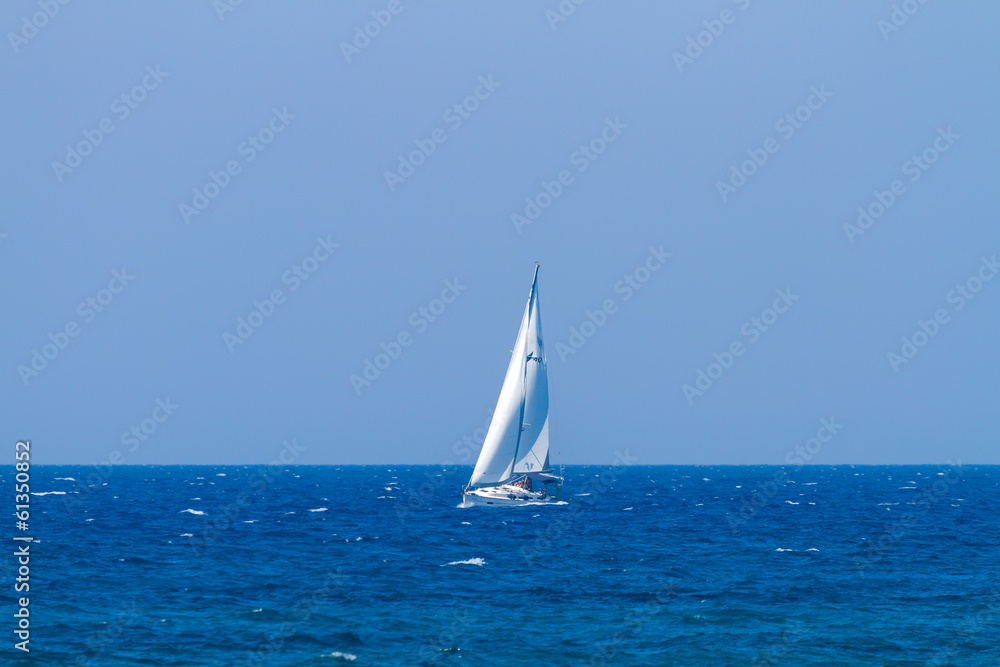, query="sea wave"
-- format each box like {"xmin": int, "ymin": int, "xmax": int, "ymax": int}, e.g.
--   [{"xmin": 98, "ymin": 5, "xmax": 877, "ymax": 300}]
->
[{"xmin": 444, "ymin": 558, "xmax": 486, "ymax": 566}]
